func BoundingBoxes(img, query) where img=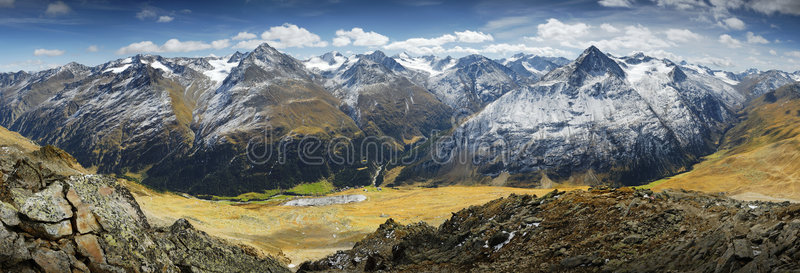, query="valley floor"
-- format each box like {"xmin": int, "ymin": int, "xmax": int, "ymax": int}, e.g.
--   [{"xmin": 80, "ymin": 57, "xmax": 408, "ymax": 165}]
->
[{"xmin": 122, "ymin": 181, "xmax": 586, "ymax": 266}]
